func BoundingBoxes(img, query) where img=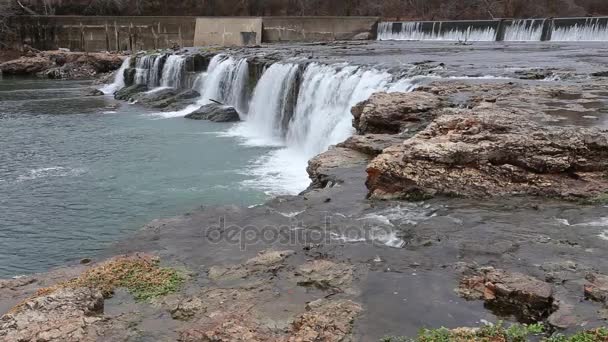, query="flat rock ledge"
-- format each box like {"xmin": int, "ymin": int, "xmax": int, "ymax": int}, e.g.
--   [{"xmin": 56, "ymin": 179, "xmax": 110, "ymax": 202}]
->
[{"xmin": 310, "ymin": 81, "xmax": 608, "ymax": 201}]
